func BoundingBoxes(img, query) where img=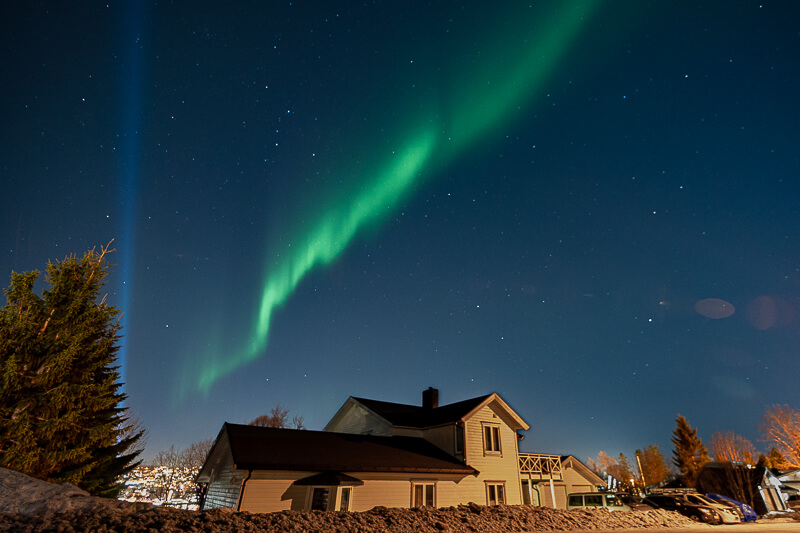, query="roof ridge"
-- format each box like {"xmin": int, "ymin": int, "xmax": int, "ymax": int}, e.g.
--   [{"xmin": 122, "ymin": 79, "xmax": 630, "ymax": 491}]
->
[{"xmin": 354, "ymin": 393, "xmax": 492, "ymax": 410}]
